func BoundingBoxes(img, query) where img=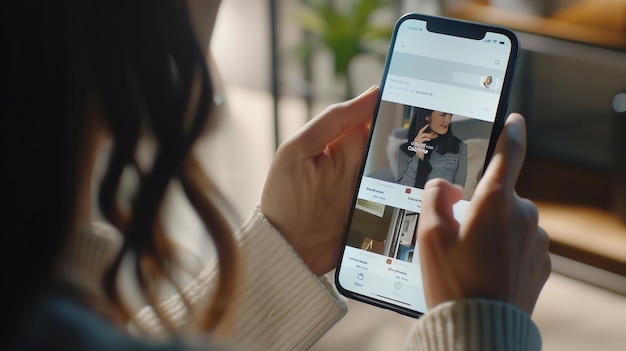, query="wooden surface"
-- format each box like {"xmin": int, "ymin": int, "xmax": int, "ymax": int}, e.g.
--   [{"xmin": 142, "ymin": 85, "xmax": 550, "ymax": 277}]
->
[
  {"xmin": 445, "ymin": 1, "xmax": 626, "ymax": 49},
  {"xmin": 537, "ymin": 201, "xmax": 626, "ymax": 276},
  {"xmin": 517, "ymin": 157, "xmax": 626, "ymax": 276}
]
